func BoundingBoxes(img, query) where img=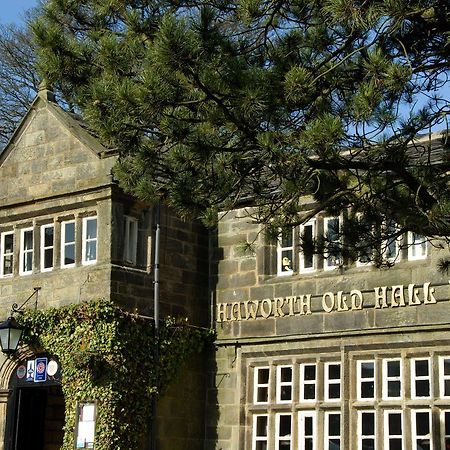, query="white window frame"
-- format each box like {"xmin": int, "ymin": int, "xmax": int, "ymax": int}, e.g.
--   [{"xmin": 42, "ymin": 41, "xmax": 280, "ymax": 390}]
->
[
  {"xmin": 0, "ymin": 231, "xmax": 14, "ymax": 278},
  {"xmin": 82, "ymin": 216, "xmax": 97, "ymax": 265},
  {"xmin": 440, "ymin": 409, "xmax": 450, "ymax": 450},
  {"xmin": 40, "ymin": 224, "xmax": 54, "ymax": 272},
  {"xmin": 382, "ymin": 358, "xmax": 402, "ymax": 400},
  {"xmin": 411, "ymin": 409, "xmax": 432, "ymax": 450},
  {"xmin": 324, "ymin": 411, "xmax": 341, "ymax": 450},
  {"xmin": 61, "ymin": 220, "xmax": 76, "ymax": 268},
  {"xmin": 19, "ymin": 227, "xmax": 33, "ymax": 276},
  {"xmin": 275, "ymin": 413, "xmax": 292, "ymax": 450},
  {"xmin": 324, "ymin": 362, "xmax": 341, "ymax": 402},
  {"xmin": 324, "ymin": 216, "xmax": 341, "ymax": 270},
  {"xmin": 299, "ymin": 363, "xmax": 317, "ymax": 402},
  {"xmin": 298, "ymin": 411, "xmax": 316, "ymax": 450},
  {"xmin": 411, "ymin": 357, "xmax": 431, "ymax": 399},
  {"xmin": 358, "ymin": 410, "xmax": 376, "ymax": 450},
  {"xmin": 440, "ymin": 356, "xmax": 450, "ymax": 399},
  {"xmin": 276, "ymin": 365, "xmax": 293, "ymax": 404},
  {"xmin": 383, "ymin": 220, "xmax": 401, "ymax": 263},
  {"xmin": 357, "ymin": 360, "xmax": 376, "ymax": 400},
  {"xmin": 254, "ymin": 367, "xmax": 270, "ymax": 404},
  {"xmin": 277, "ymin": 228, "xmax": 294, "ymax": 276},
  {"xmin": 299, "ymin": 219, "xmax": 316, "ymax": 273},
  {"xmin": 252, "ymin": 414, "xmax": 268, "ymax": 450},
  {"xmin": 408, "ymin": 232, "xmax": 427, "ymax": 260},
  {"xmin": 124, "ymin": 215, "xmax": 138, "ymax": 265},
  {"xmin": 384, "ymin": 410, "xmax": 404, "ymax": 450}
]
